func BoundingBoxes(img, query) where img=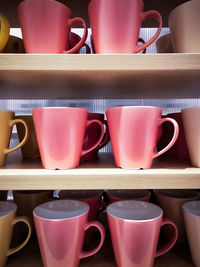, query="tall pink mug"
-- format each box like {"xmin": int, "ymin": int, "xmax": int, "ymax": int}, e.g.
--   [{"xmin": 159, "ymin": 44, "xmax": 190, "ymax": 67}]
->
[
  {"xmin": 32, "ymin": 107, "xmax": 105, "ymax": 169},
  {"xmin": 18, "ymin": 0, "xmax": 88, "ymax": 53},
  {"xmin": 33, "ymin": 200, "xmax": 105, "ymax": 267},
  {"xmin": 107, "ymin": 200, "xmax": 178, "ymax": 267},
  {"xmin": 88, "ymin": 0, "xmax": 162, "ymax": 53},
  {"xmin": 106, "ymin": 106, "xmax": 179, "ymax": 169}
]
